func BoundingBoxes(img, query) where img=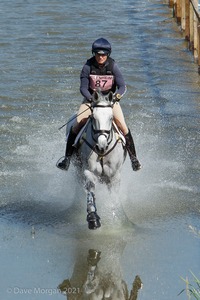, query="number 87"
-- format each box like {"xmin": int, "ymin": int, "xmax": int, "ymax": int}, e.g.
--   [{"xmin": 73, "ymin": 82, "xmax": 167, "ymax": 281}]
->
[{"xmin": 95, "ymin": 80, "xmax": 107, "ymax": 88}]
